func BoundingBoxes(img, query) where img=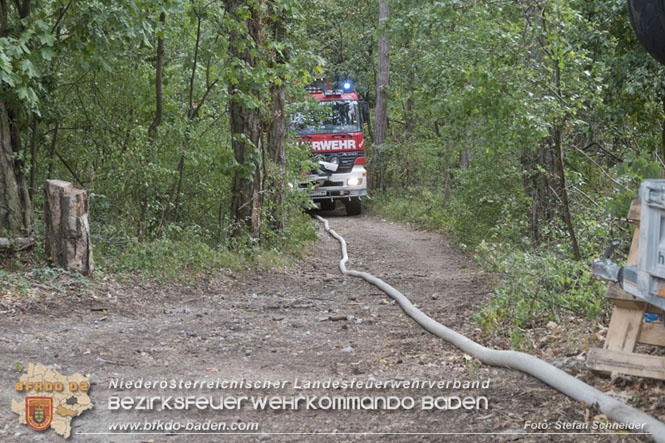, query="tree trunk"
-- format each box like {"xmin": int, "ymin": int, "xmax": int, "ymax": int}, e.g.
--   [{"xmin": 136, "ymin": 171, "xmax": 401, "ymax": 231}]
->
[
  {"xmin": 520, "ymin": 146, "xmax": 540, "ymax": 243},
  {"xmin": 47, "ymin": 121, "xmax": 59, "ymax": 179},
  {"xmin": 460, "ymin": 149, "xmax": 471, "ymax": 168},
  {"xmin": 44, "ymin": 180, "xmax": 94, "ymax": 275},
  {"xmin": 444, "ymin": 139, "xmax": 451, "ymax": 204},
  {"xmin": 0, "ymin": 0, "xmax": 34, "ymax": 239},
  {"xmin": 264, "ymin": 11, "xmax": 287, "ymax": 233},
  {"xmin": 225, "ymin": 0, "xmax": 264, "ymax": 238},
  {"xmin": 662, "ymin": 93, "xmax": 665, "ymax": 163},
  {"xmin": 0, "ymin": 101, "xmax": 32, "ymax": 236},
  {"xmin": 405, "ymin": 65, "xmax": 416, "ymax": 136},
  {"xmin": 434, "ymin": 121, "xmax": 451, "ymax": 205},
  {"xmin": 405, "ymin": 96, "xmax": 415, "ymax": 135},
  {"xmin": 229, "ymin": 100, "xmax": 263, "ymax": 237},
  {"xmin": 172, "ymin": 154, "xmax": 185, "ymax": 223},
  {"xmin": 29, "ymin": 116, "xmax": 38, "ymax": 200},
  {"xmin": 373, "ymin": 0, "xmax": 390, "ymax": 191},
  {"xmin": 375, "ymin": 0, "xmax": 390, "ymax": 146},
  {"xmin": 148, "ymin": 10, "xmax": 166, "ymax": 136},
  {"xmin": 267, "ymin": 81, "xmax": 286, "ymax": 230},
  {"xmin": 553, "ymin": 122, "xmax": 581, "ymax": 260}
]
